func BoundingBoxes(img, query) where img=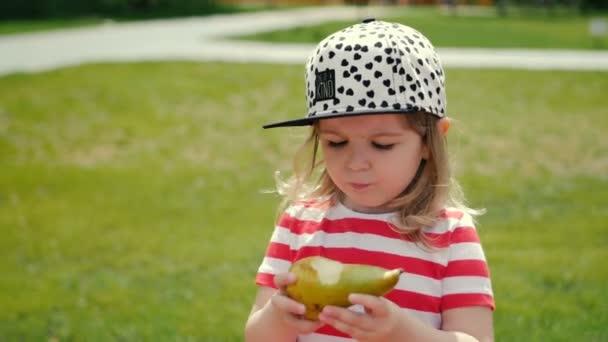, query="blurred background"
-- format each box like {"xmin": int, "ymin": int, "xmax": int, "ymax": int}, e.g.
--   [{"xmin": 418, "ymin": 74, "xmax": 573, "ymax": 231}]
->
[
  {"xmin": 0, "ymin": 0, "xmax": 607, "ymax": 341},
  {"xmin": 0, "ymin": 0, "xmax": 607, "ymax": 19}
]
